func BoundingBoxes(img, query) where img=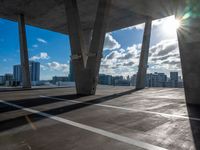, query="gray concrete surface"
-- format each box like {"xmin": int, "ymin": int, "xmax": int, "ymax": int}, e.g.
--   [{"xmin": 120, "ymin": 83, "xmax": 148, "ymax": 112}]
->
[
  {"xmin": 136, "ymin": 18, "xmax": 152, "ymax": 90},
  {"xmin": 18, "ymin": 14, "xmax": 31, "ymax": 88},
  {"xmin": 0, "ymin": 86, "xmax": 200, "ymax": 150},
  {"xmin": 1, "ymin": 0, "xmax": 200, "ymax": 103},
  {"xmin": 66, "ymin": 0, "xmax": 110, "ymax": 95},
  {"xmin": 176, "ymin": 0, "xmax": 200, "ymax": 104},
  {"xmin": 0, "ymin": 0, "xmax": 178, "ymax": 34}
]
